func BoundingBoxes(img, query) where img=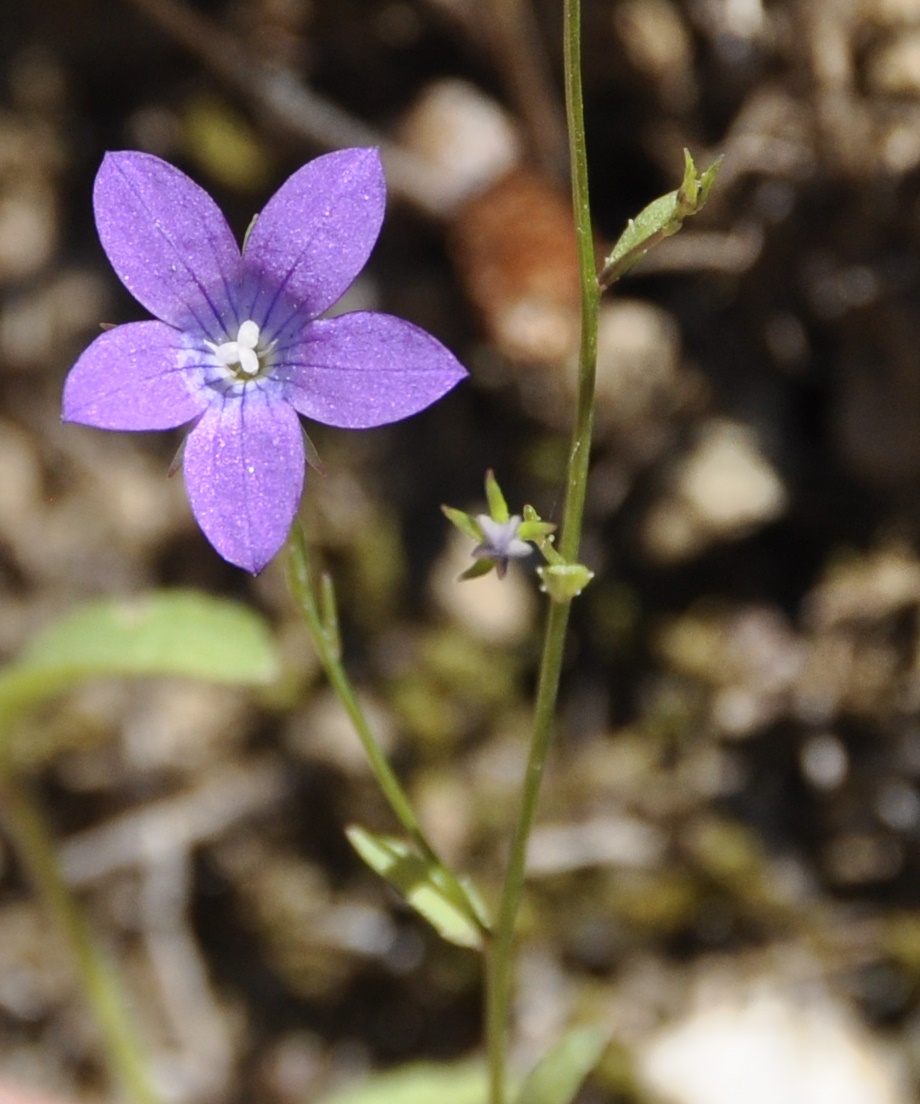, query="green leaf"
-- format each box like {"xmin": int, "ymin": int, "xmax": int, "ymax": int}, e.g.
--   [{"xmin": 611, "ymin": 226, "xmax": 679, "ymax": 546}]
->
[
  {"xmin": 346, "ymin": 826, "xmax": 488, "ymax": 949},
  {"xmin": 316, "ymin": 1059, "xmax": 505, "ymax": 1104},
  {"xmin": 599, "ymin": 149, "xmax": 723, "ymax": 288},
  {"xmin": 0, "ymin": 590, "xmax": 279, "ymax": 727},
  {"xmin": 484, "ymin": 470, "xmax": 510, "ymax": 524},
  {"xmin": 516, "ymin": 1026, "xmax": 609, "ymax": 1104}
]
